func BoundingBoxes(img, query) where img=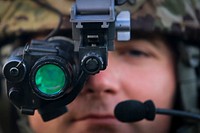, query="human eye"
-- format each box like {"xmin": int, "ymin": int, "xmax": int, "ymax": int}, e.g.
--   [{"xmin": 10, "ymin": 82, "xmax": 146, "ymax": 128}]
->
[
  {"xmin": 117, "ymin": 48, "xmax": 152, "ymax": 65},
  {"xmin": 115, "ymin": 43, "xmax": 152, "ymax": 62},
  {"xmin": 127, "ymin": 49, "xmax": 149, "ymax": 57}
]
